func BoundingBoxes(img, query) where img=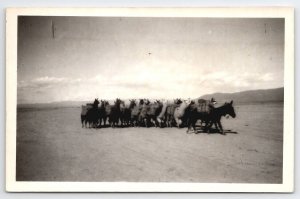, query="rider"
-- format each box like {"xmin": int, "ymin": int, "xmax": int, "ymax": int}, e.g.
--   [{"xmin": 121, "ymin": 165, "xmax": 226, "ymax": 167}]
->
[{"xmin": 208, "ymin": 98, "xmax": 217, "ymax": 114}]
